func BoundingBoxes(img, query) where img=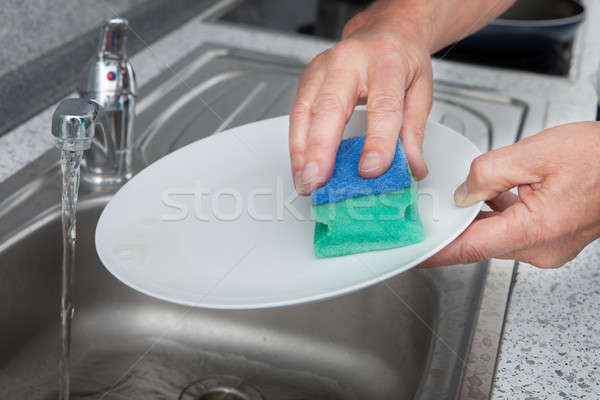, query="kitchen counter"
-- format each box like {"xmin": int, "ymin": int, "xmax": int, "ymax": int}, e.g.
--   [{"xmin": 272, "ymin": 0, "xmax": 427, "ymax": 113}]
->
[{"xmin": 0, "ymin": 2, "xmax": 598, "ymax": 398}]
